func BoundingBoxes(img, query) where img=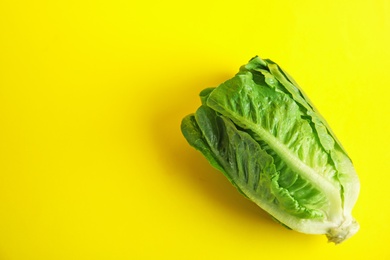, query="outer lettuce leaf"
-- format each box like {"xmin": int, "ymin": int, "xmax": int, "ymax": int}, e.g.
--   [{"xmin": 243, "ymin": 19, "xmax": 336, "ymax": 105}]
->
[
  {"xmin": 181, "ymin": 114, "xmax": 225, "ymax": 175},
  {"xmin": 185, "ymin": 106, "xmax": 330, "ymax": 219},
  {"xmin": 206, "ymin": 71, "xmax": 339, "ymax": 188}
]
